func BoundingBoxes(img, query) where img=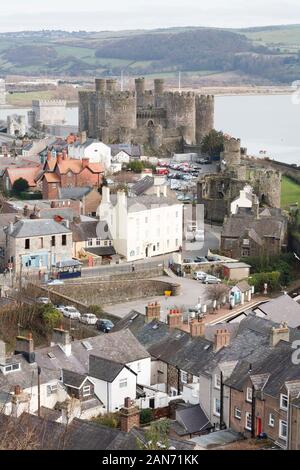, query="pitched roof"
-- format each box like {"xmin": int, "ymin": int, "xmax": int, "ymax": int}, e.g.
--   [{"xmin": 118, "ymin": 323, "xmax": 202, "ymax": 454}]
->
[
  {"xmin": 56, "ymin": 159, "xmax": 103, "ymax": 175},
  {"xmin": 222, "ymin": 212, "xmax": 286, "ymax": 240},
  {"xmin": 42, "ymin": 172, "xmax": 60, "ymax": 183},
  {"xmin": 70, "ymin": 220, "xmax": 111, "ymax": 242},
  {"xmin": 6, "ymin": 166, "xmax": 41, "ymax": 187},
  {"xmin": 62, "ymin": 369, "xmax": 88, "ymax": 388},
  {"xmin": 130, "ymin": 176, "xmax": 154, "ymax": 196},
  {"xmin": 89, "ymin": 356, "xmax": 128, "ymax": 382},
  {"xmin": 175, "ymin": 404, "xmax": 212, "ymax": 435},
  {"xmin": 255, "ymin": 295, "xmax": 300, "ymax": 328},
  {"xmin": 58, "ymin": 186, "xmax": 92, "ymax": 200},
  {"xmin": 7, "ymin": 218, "xmax": 71, "ymax": 238},
  {"xmin": 235, "ymin": 280, "xmax": 251, "ymax": 292},
  {"xmin": 35, "ymin": 329, "xmax": 150, "ymax": 376}
]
